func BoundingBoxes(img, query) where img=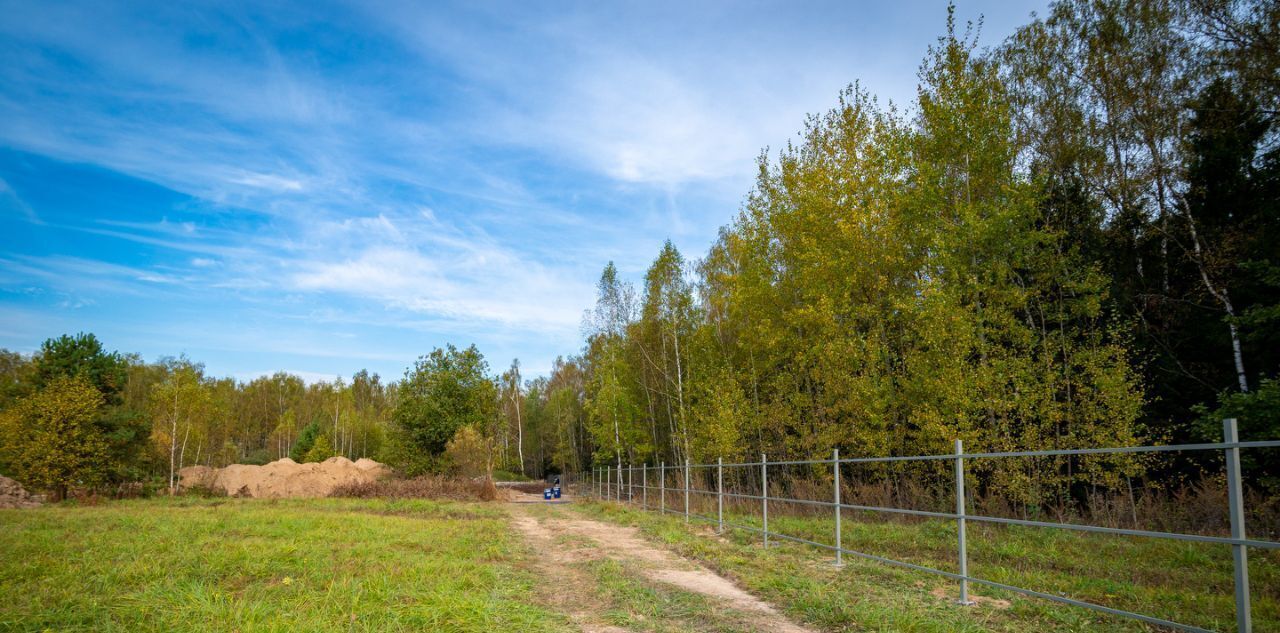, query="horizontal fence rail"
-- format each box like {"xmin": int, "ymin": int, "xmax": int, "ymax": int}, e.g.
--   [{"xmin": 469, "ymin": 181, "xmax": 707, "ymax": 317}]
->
[{"xmin": 575, "ymin": 419, "xmax": 1278, "ymax": 633}]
